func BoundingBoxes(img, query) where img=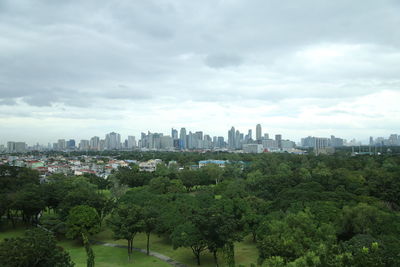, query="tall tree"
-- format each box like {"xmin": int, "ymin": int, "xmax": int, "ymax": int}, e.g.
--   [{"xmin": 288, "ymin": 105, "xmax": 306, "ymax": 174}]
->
[{"xmin": 107, "ymin": 204, "xmax": 144, "ymax": 261}]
